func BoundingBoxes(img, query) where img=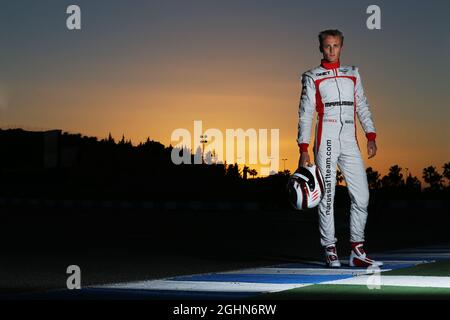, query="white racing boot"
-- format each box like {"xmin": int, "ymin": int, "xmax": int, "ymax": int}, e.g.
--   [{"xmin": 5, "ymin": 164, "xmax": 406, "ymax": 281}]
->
[
  {"xmin": 324, "ymin": 245, "xmax": 341, "ymax": 268},
  {"xmin": 349, "ymin": 242, "xmax": 383, "ymax": 267}
]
